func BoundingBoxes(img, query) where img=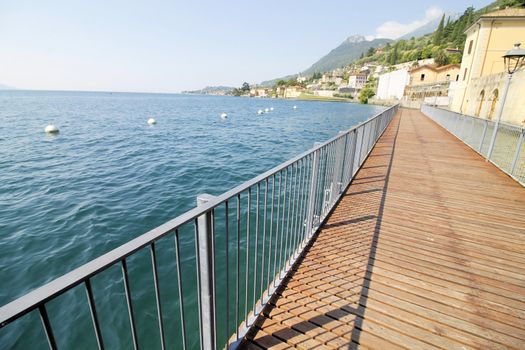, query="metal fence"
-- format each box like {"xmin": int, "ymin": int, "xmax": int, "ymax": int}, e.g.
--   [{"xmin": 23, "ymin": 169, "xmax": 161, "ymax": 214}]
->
[
  {"xmin": 0, "ymin": 104, "xmax": 398, "ymax": 350},
  {"xmin": 421, "ymin": 104, "xmax": 525, "ymax": 186}
]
